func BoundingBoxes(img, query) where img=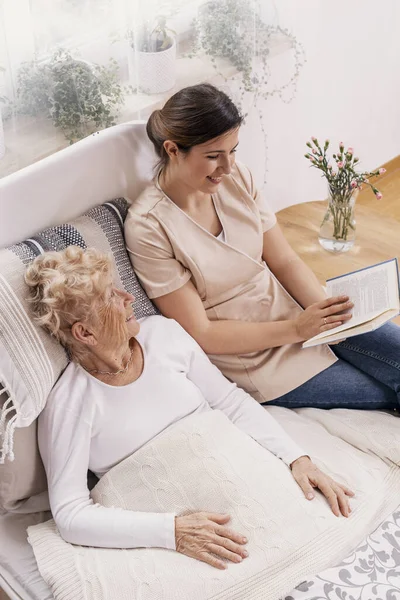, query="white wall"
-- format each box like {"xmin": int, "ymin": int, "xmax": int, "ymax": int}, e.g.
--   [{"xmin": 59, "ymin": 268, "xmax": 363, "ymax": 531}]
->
[{"xmin": 238, "ymin": 0, "xmax": 400, "ymax": 212}]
